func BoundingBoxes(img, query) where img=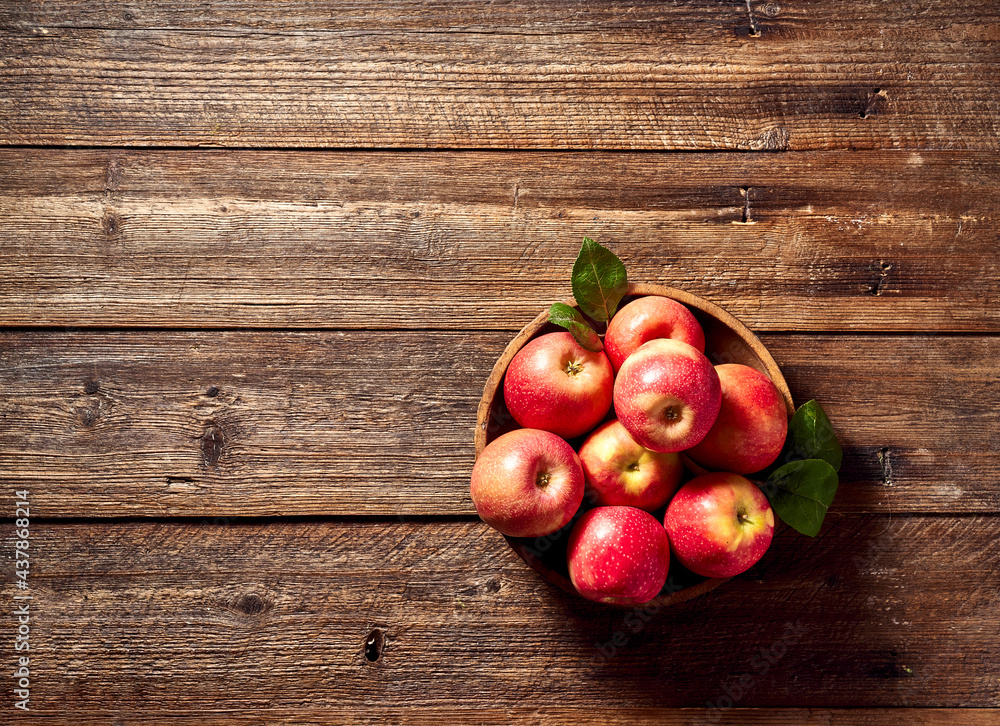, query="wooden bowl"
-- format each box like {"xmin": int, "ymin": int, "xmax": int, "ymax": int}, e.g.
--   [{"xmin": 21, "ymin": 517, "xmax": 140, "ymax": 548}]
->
[{"xmin": 475, "ymin": 283, "xmax": 794, "ymax": 608}]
